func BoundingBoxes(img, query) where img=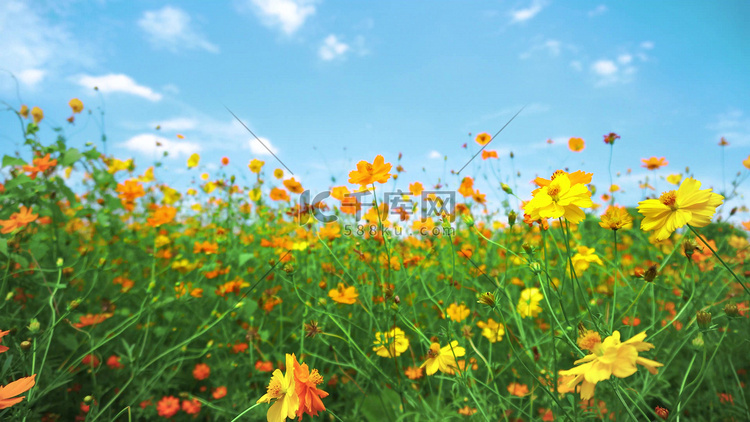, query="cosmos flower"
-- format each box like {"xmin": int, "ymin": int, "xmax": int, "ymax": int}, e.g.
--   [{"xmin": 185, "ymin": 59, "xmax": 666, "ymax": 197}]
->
[
  {"xmin": 420, "ymin": 340, "xmax": 465, "ymax": 376},
  {"xmin": 637, "ymin": 178, "xmax": 724, "ymax": 241}
]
